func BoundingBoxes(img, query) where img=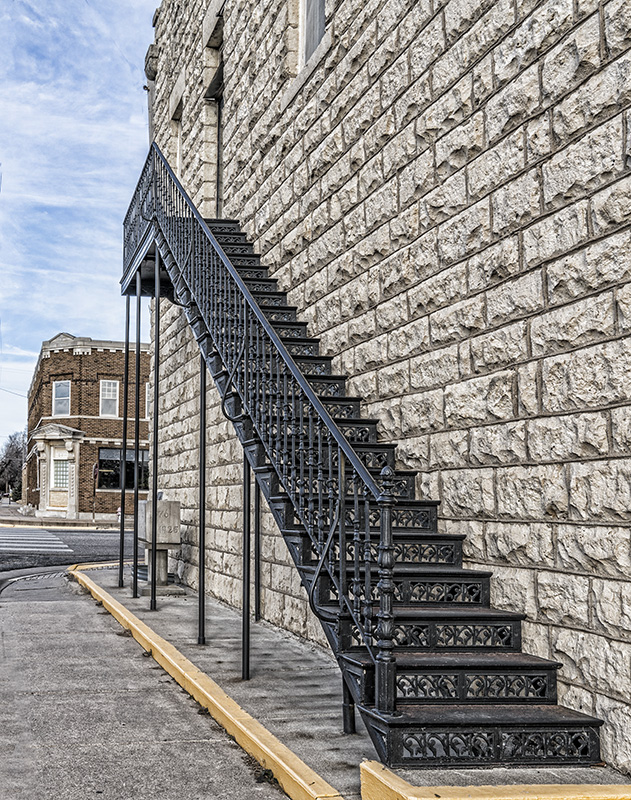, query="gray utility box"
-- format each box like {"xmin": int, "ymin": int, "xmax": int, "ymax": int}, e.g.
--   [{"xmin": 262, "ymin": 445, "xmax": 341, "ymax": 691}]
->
[{"xmin": 139, "ymin": 500, "xmax": 181, "ymax": 587}]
